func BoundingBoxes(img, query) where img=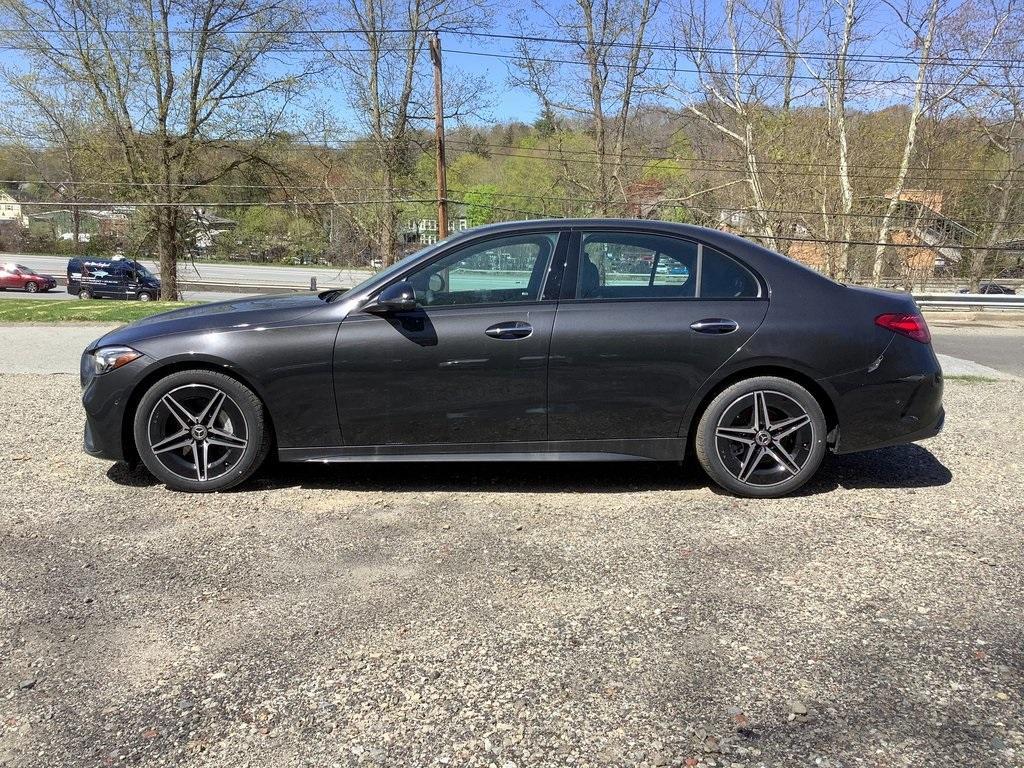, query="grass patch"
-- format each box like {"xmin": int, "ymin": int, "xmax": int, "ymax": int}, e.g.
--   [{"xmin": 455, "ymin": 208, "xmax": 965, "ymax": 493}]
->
[
  {"xmin": 945, "ymin": 374, "xmax": 1000, "ymax": 384},
  {"xmin": 0, "ymin": 299, "xmax": 198, "ymax": 323}
]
